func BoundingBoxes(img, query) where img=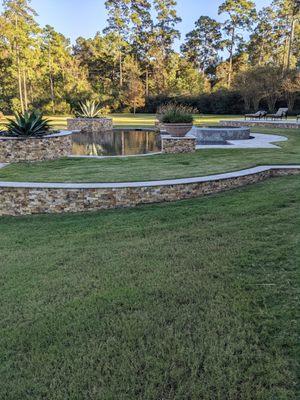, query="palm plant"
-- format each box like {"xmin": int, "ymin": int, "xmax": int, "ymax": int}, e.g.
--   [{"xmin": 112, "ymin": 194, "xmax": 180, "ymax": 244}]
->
[
  {"xmin": 4, "ymin": 111, "xmax": 52, "ymax": 137},
  {"xmin": 77, "ymin": 100, "xmax": 103, "ymax": 118}
]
